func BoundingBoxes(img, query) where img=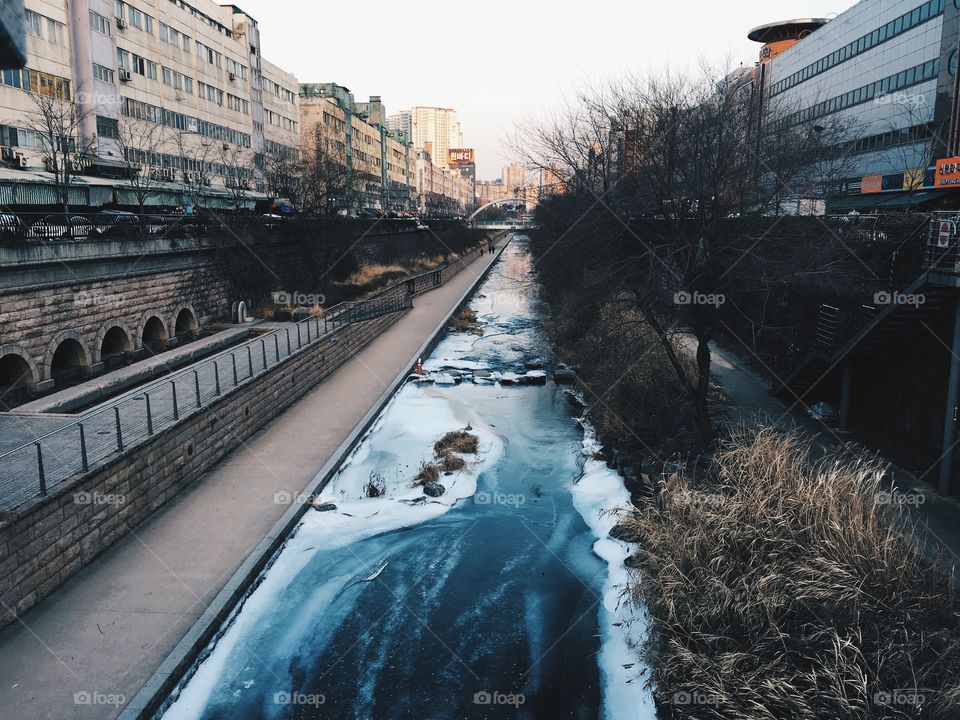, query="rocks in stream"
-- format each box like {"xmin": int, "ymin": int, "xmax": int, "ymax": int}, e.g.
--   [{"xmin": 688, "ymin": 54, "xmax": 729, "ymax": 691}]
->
[
  {"xmin": 553, "ymin": 364, "xmax": 576, "ymax": 384},
  {"xmin": 609, "ymin": 523, "xmax": 643, "ymax": 543},
  {"xmin": 422, "ymin": 481, "xmax": 446, "ymax": 498},
  {"xmin": 312, "ymin": 502, "xmax": 337, "ymax": 512}
]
